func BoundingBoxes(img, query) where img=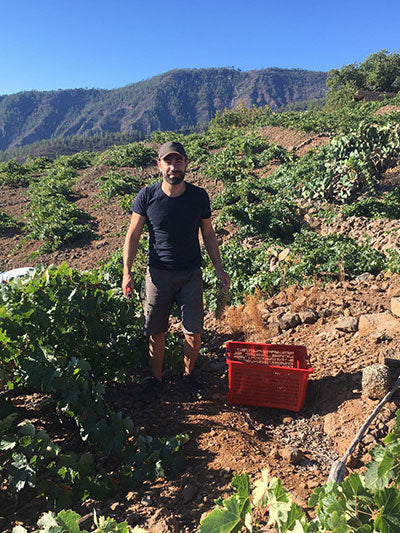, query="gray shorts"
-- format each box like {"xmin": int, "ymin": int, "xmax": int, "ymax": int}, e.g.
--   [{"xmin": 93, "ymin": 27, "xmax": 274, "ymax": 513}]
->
[{"xmin": 144, "ymin": 267, "xmax": 204, "ymax": 336}]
